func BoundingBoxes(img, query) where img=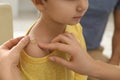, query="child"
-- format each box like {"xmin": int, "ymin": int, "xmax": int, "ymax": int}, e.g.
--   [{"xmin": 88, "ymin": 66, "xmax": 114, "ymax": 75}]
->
[{"xmin": 19, "ymin": 0, "xmax": 88, "ymax": 80}]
